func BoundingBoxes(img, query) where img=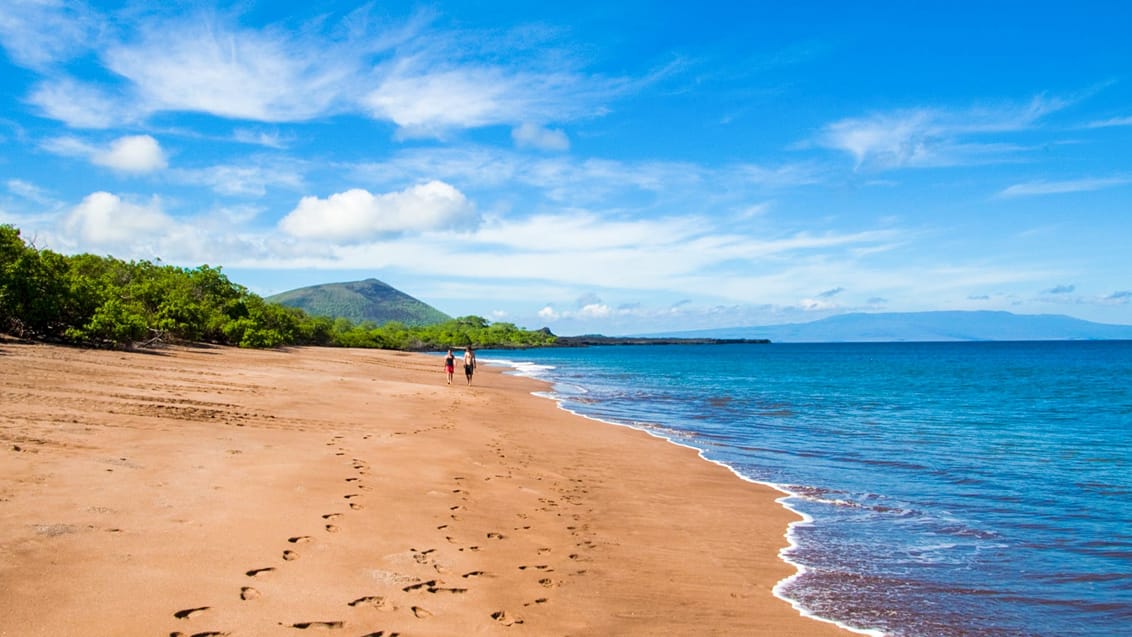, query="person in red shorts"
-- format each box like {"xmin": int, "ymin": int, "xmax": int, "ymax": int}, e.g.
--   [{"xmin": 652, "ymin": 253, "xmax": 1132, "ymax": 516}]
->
[{"xmin": 443, "ymin": 349, "xmax": 456, "ymax": 384}]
